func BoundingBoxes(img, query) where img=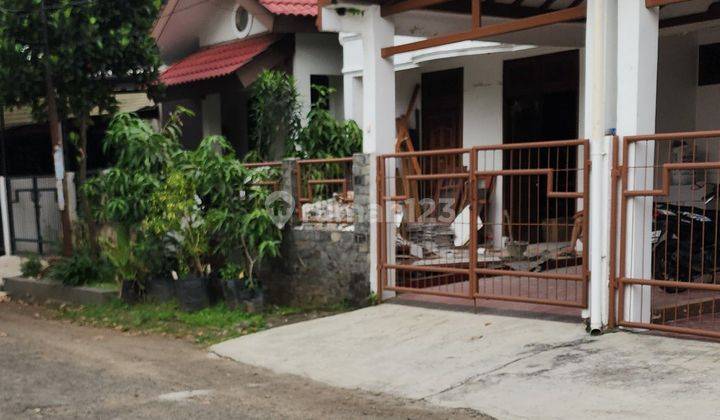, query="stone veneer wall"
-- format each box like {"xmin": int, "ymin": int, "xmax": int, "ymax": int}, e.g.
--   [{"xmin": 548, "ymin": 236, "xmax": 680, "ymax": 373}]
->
[{"xmin": 262, "ymin": 153, "xmax": 371, "ymax": 307}]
